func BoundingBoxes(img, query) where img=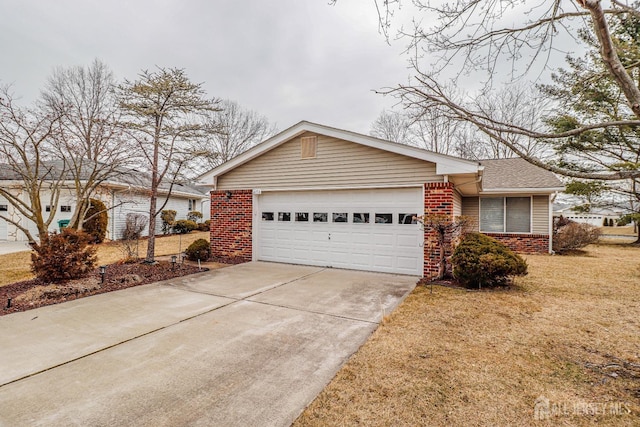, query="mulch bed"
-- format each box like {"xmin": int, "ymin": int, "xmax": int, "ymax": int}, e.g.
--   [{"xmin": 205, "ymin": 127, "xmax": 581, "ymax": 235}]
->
[{"xmin": 0, "ymin": 261, "xmax": 207, "ymax": 316}]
